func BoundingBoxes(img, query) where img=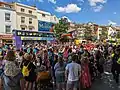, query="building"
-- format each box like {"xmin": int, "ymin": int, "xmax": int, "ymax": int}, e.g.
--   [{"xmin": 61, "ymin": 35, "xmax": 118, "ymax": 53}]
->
[
  {"xmin": 37, "ymin": 10, "xmax": 59, "ymax": 32},
  {"xmin": 12, "ymin": 2, "xmax": 38, "ymax": 31},
  {"xmin": 0, "ymin": 2, "xmax": 16, "ymax": 44}
]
